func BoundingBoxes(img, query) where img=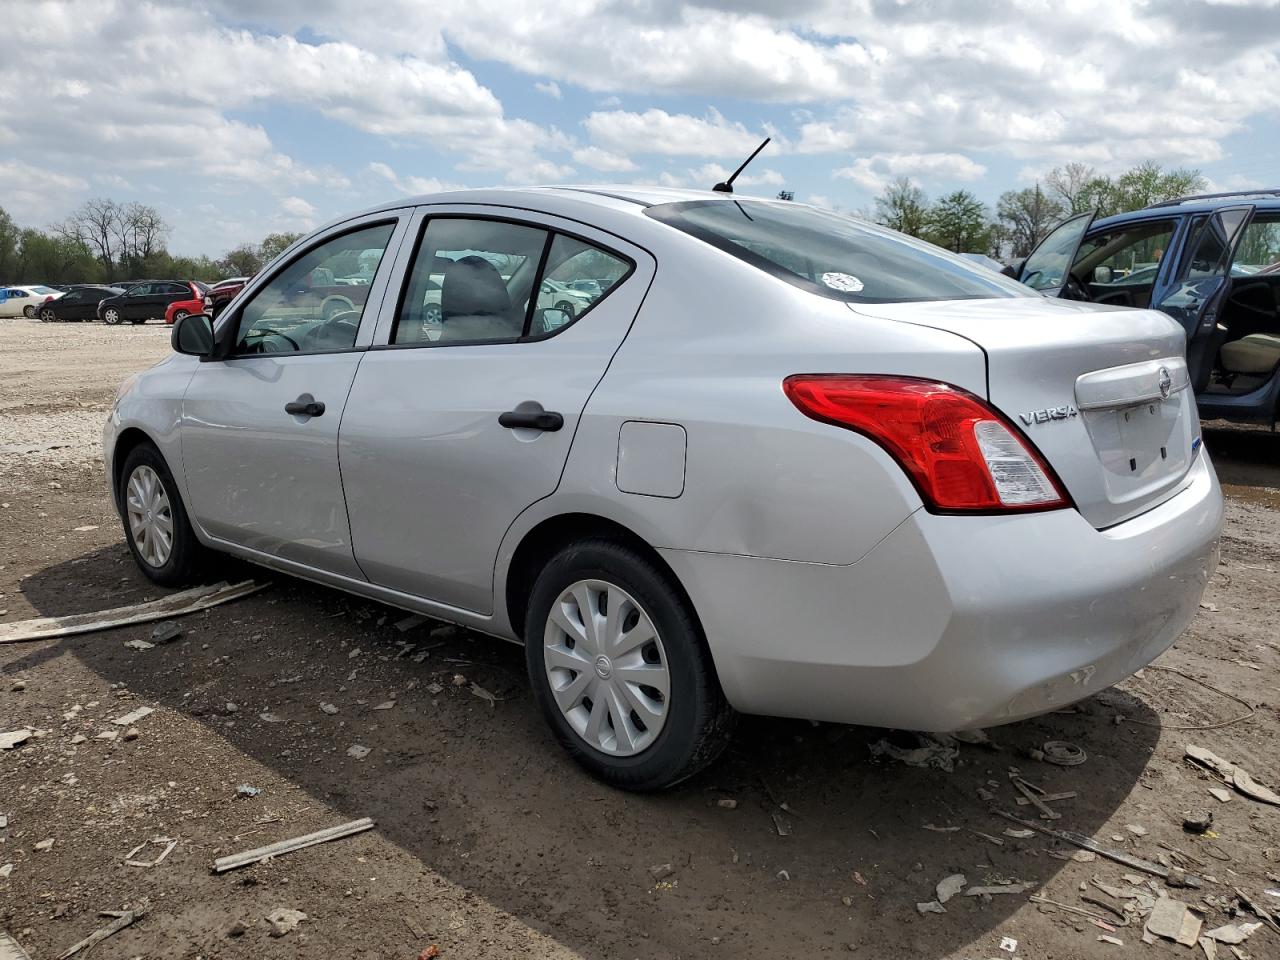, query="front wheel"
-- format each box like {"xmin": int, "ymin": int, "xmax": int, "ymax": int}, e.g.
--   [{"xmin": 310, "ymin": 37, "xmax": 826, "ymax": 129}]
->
[
  {"xmin": 118, "ymin": 444, "xmax": 205, "ymax": 587},
  {"xmin": 103, "ymin": 307, "xmax": 122, "ymax": 325},
  {"xmin": 39, "ymin": 308, "xmax": 55, "ymax": 323},
  {"xmin": 524, "ymin": 539, "xmax": 735, "ymax": 790}
]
